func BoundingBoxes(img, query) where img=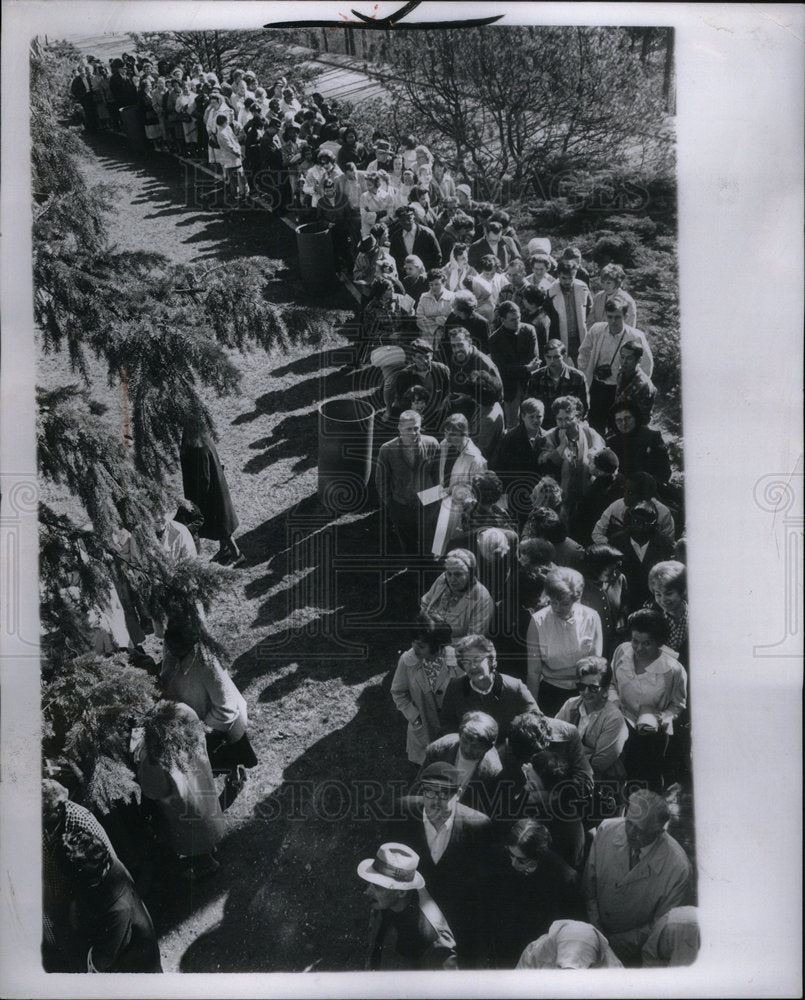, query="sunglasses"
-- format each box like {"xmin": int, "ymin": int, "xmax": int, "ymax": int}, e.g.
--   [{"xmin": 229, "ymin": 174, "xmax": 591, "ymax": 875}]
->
[{"xmin": 578, "ymin": 682, "xmax": 602, "ymax": 692}]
